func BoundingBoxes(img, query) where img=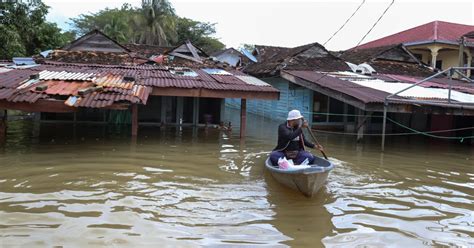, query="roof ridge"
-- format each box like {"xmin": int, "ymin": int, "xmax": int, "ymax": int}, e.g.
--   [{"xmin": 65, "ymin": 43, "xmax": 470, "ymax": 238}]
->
[
  {"xmin": 254, "ymin": 44, "xmax": 292, "ymax": 49},
  {"xmin": 353, "ymin": 20, "xmax": 474, "ymax": 50}
]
